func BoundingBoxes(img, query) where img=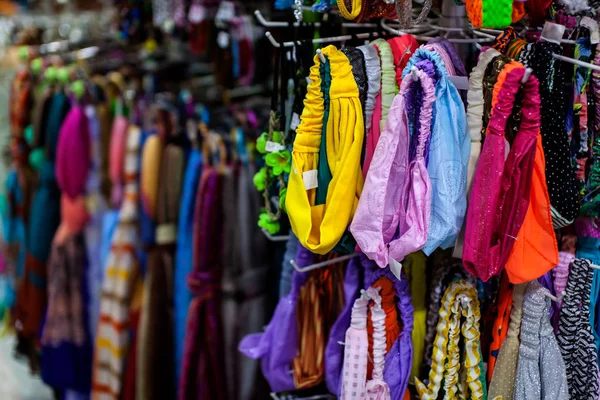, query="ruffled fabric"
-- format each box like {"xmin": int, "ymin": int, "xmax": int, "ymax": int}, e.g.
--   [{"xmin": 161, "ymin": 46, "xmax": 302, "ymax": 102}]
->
[
  {"xmin": 351, "ymin": 68, "xmax": 435, "ymax": 272},
  {"xmin": 325, "ymin": 257, "xmax": 363, "ymax": 394},
  {"xmin": 365, "ymin": 286, "xmax": 391, "ymax": 400},
  {"xmin": 357, "ymin": 44, "xmax": 381, "ymax": 131},
  {"xmin": 402, "ymin": 48, "xmax": 469, "ymax": 256},
  {"xmin": 513, "ymin": 281, "xmax": 568, "ymax": 400},
  {"xmin": 488, "ymin": 283, "xmax": 527, "ymax": 400},
  {"xmin": 286, "ymin": 45, "xmax": 365, "ymax": 255},
  {"xmin": 464, "ymin": 64, "xmax": 545, "ymax": 282},
  {"xmin": 371, "ymin": 39, "xmax": 397, "ymax": 131},
  {"xmin": 416, "ymin": 280, "xmax": 486, "ymax": 399}
]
